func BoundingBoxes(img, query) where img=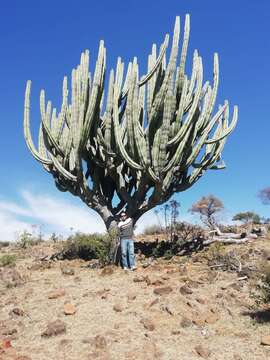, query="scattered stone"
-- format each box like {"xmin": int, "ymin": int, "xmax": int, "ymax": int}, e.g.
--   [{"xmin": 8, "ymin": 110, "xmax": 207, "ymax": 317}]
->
[
  {"xmin": 41, "ymin": 320, "xmax": 66, "ymax": 337},
  {"xmin": 194, "ymin": 345, "xmax": 211, "ymax": 358},
  {"xmin": 192, "ymin": 315, "xmax": 206, "ymax": 327},
  {"xmin": 140, "ymin": 318, "xmax": 155, "ymax": 331},
  {"xmin": 187, "ymin": 279, "xmax": 200, "ymax": 288},
  {"xmin": 1, "ymin": 339, "xmax": 12, "ymax": 348},
  {"xmin": 60, "ymin": 264, "xmax": 75, "ymax": 276},
  {"xmin": 196, "ymin": 297, "xmax": 206, "ymax": 305},
  {"xmin": 94, "ymin": 335, "xmax": 107, "ymax": 350},
  {"xmin": 133, "ymin": 275, "xmax": 146, "ymax": 283},
  {"xmin": 113, "ymin": 304, "xmax": 123, "ymax": 312},
  {"xmin": 64, "ymin": 303, "xmax": 76, "ymax": 315},
  {"xmin": 205, "ymin": 312, "xmax": 219, "ymax": 325},
  {"xmin": 2, "ymin": 327, "xmax": 18, "ymax": 336},
  {"xmin": 153, "ymin": 286, "xmax": 173, "ymax": 296},
  {"xmin": 48, "ymin": 288, "xmax": 66, "ymax": 299},
  {"xmin": 180, "ymin": 285, "xmax": 193, "ymax": 295},
  {"xmin": 261, "ymin": 335, "xmax": 270, "ymax": 346},
  {"xmin": 127, "ymin": 293, "xmax": 136, "ymax": 301},
  {"xmin": 100, "ymin": 267, "xmax": 114, "ymax": 276},
  {"xmin": 161, "ymin": 304, "xmax": 174, "ymax": 315},
  {"xmin": 233, "ymin": 354, "xmax": 243, "ymax": 360},
  {"xmin": 9, "ymin": 308, "xmax": 24, "ymax": 317},
  {"xmin": 58, "ymin": 339, "xmax": 73, "ymax": 349},
  {"xmin": 150, "ymin": 279, "xmax": 164, "ymax": 286},
  {"xmin": 149, "ymin": 298, "xmax": 159, "ymax": 307},
  {"xmin": 180, "ymin": 317, "xmax": 192, "ymax": 328},
  {"xmin": 171, "ymin": 330, "xmax": 181, "ymax": 335}
]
